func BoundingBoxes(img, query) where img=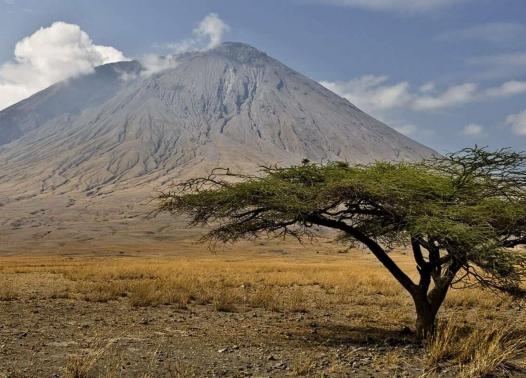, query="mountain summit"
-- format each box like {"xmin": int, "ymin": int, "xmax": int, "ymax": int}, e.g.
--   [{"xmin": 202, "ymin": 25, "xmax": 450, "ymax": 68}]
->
[{"xmin": 0, "ymin": 42, "xmax": 434, "ymax": 197}]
